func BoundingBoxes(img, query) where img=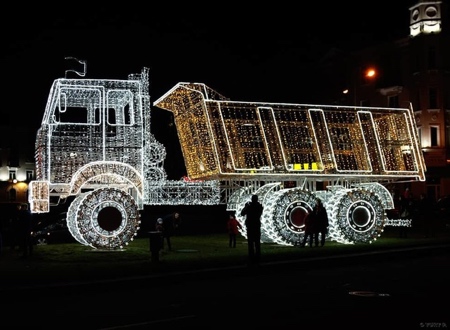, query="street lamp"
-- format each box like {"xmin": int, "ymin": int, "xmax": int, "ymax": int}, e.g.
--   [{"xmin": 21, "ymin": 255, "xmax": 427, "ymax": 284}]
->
[
  {"xmin": 365, "ymin": 67, "xmax": 377, "ymax": 79},
  {"xmin": 349, "ymin": 66, "xmax": 378, "ymax": 106}
]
